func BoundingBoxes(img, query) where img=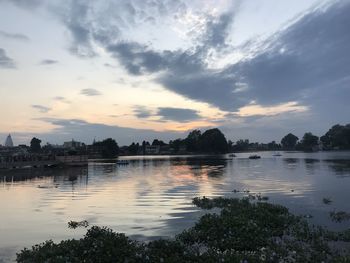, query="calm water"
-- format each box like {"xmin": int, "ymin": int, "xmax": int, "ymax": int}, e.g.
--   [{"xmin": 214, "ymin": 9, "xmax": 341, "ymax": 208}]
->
[{"xmin": 1, "ymin": 151, "xmax": 350, "ymax": 261}]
